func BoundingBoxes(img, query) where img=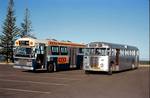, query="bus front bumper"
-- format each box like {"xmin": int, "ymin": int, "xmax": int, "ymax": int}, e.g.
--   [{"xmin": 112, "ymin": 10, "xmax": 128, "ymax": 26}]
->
[{"xmin": 13, "ymin": 65, "xmax": 34, "ymax": 70}]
